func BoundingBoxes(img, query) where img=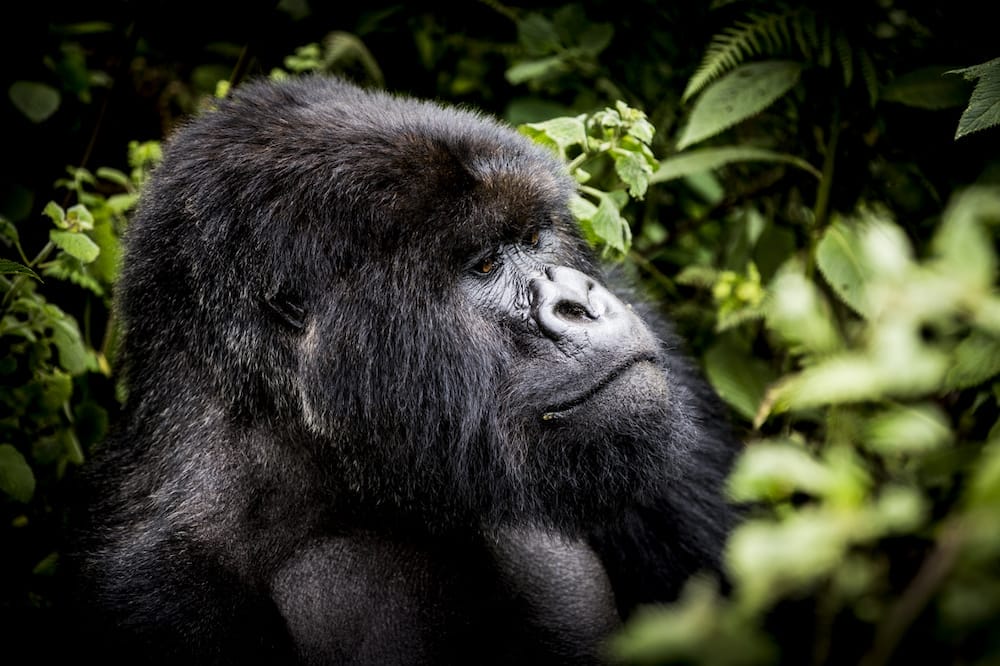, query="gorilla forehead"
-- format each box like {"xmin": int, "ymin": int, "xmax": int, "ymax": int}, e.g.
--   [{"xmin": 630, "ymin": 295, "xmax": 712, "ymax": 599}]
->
[{"xmin": 178, "ymin": 76, "xmax": 573, "ymax": 261}]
